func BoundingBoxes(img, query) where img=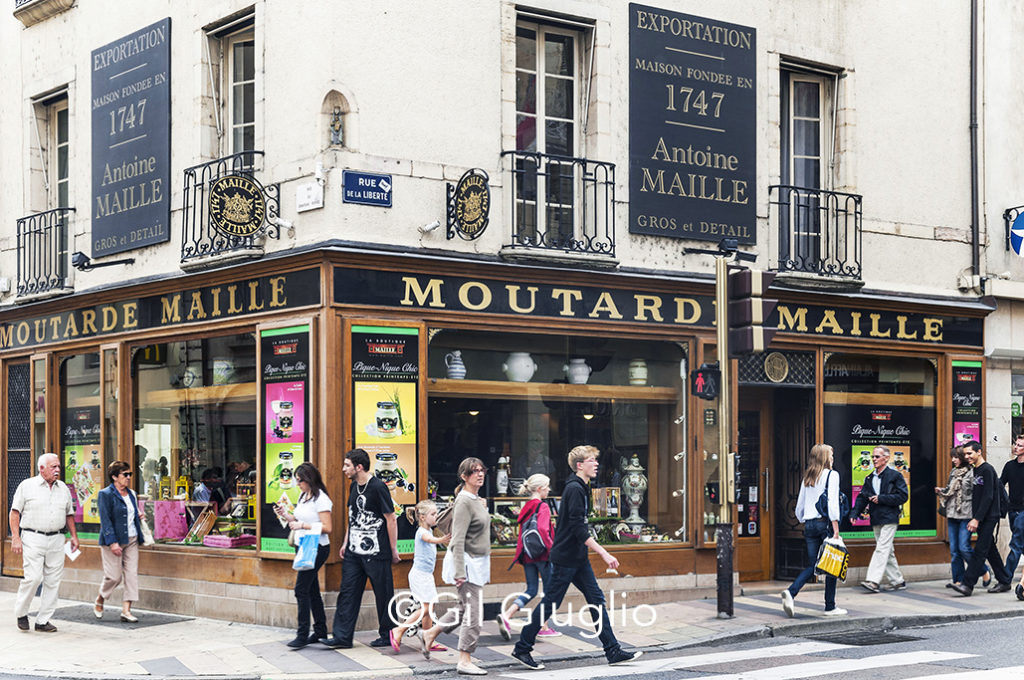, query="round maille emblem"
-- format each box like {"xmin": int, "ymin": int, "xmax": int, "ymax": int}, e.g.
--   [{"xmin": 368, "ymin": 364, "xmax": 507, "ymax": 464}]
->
[
  {"xmin": 764, "ymin": 352, "xmax": 790, "ymax": 383},
  {"xmin": 453, "ymin": 169, "xmax": 490, "ymax": 239},
  {"xmin": 209, "ymin": 175, "xmax": 266, "ymax": 238}
]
